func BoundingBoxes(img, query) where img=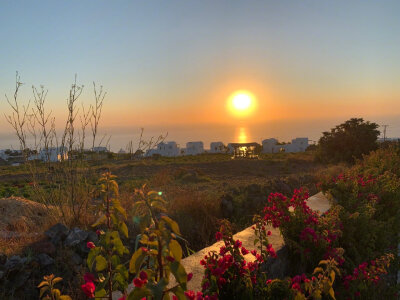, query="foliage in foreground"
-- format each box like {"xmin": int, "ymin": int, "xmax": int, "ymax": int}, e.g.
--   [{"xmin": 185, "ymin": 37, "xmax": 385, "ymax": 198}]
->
[{"xmin": 38, "ymin": 148, "xmax": 399, "ymax": 299}]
